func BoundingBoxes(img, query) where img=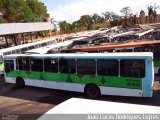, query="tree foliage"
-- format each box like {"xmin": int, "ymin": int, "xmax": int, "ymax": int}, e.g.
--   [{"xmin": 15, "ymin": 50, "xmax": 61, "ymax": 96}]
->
[
  {"xmin": 120, "ymin": 7, "xmax": 132, "ymax": 18},
  {"xmin": 0, "ymin": 0, "xmax": 48, "ymax": 23}
]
